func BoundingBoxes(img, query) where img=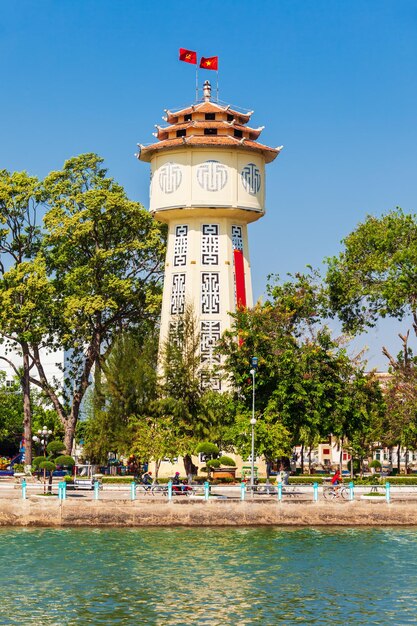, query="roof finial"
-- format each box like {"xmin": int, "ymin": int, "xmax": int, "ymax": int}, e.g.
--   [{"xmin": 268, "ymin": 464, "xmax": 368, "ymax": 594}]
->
[{"xmin": 203, "ymin": 80, "xmax": 211, "ymax": 102}]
